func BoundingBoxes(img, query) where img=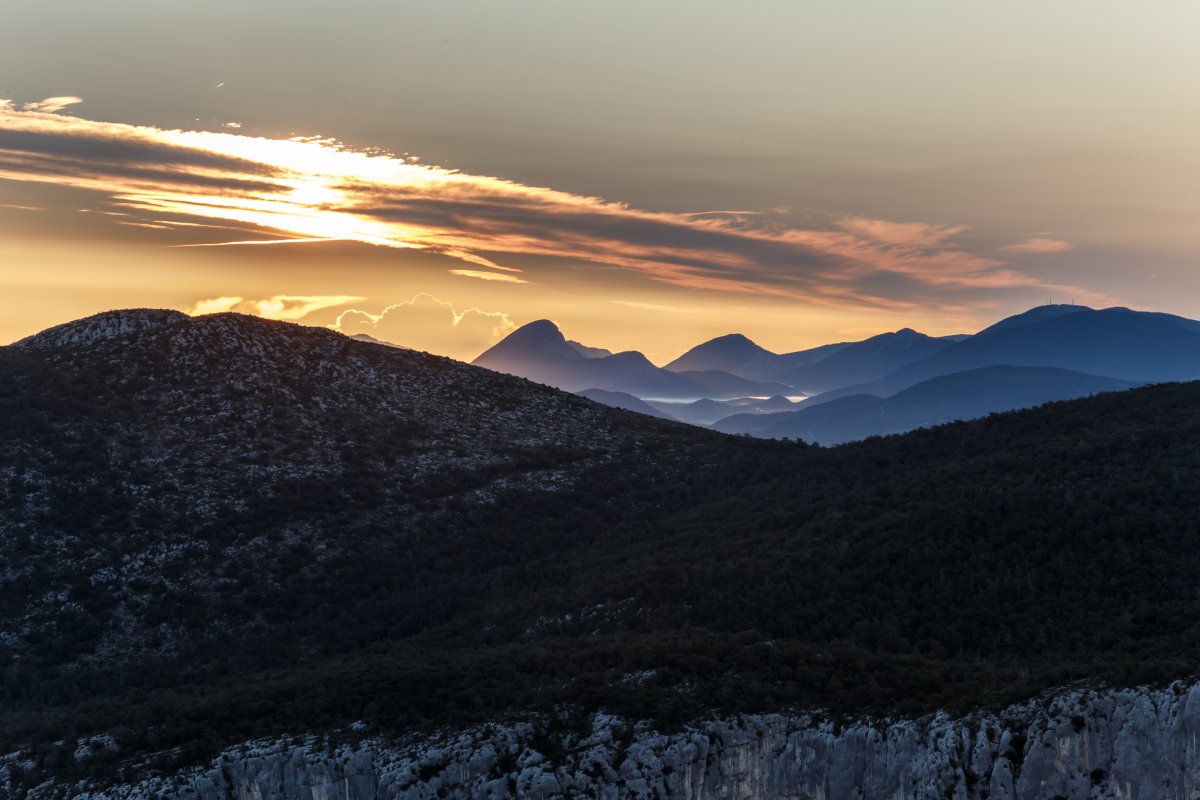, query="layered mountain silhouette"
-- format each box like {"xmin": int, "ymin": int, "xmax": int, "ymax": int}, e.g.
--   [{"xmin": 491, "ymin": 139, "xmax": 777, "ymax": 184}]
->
[
  {"xmin": 497, "ymin": 303, "xmax": 1198, "ymax": 443},
  {"xmin": 471, "ymin": 305, "xmax": 1200, "ymax": 443},
  {"xmin": 662, "ymin": 333, "xmax": 846, "ymax": 381},
  {"xmin": 810, "ymin": 305, "xmax": 1200, "ymax": 404},
  {"xmin": 647, "ymin": 395, "xmax": 799, "ymax": 426},
  {"xmin": 473, "ymin": 319, "xmax": 792, "ymax": 399},
  {"xmin": 577, "ymin": 388, "xmax": 678, "ymax": 420},
  {"xmin": 775, "ymin": 328, "xmax": 962, "ymax": 393},
  {"xmin": 714, "ymin": 366, "xmax": 1140, "ymax": 443},
  {"xmin": 663, "ymin": 329, "xmax": 964, "ymax": 391}
]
